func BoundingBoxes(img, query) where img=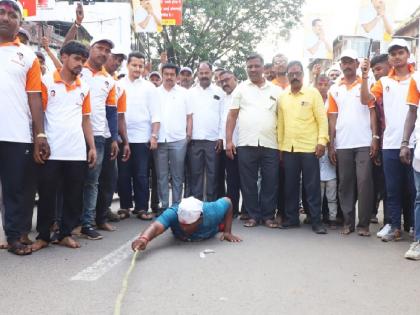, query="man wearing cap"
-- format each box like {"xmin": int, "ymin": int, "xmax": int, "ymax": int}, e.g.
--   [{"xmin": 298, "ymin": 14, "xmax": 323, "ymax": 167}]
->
[
  {"xmin": 188, "ymin": 62, "xmax": 224, "ymax": 202},
  {"xmin": 0, "ymin": 0, "xmax": 49, "ymax": 255},
  {"xmin": 131, "ymin": 197, "xmax": 241, "ymax": 251},
  {"xmin": 328, "ymin": 49, "xmax": 378, "ymax": 236},
  {"xmin": 149, "ymin": 71, "xmax": 162, "ymax": 87},
  {"xmin": 117, "ymin": 52, "xmax": 160, "ymax": 221},
  {"xmin": 17, "ymin": 27, "xmax": 29, "ymax": 45},
  {"xmin": 99, "ymin": 47, "xmax": 131, "ymax": 223},
  {"xmin": 401, "ymin": 53, "xmax": 420, "ymax": 260},
  {"xmin": 361, "ymin": 39, "xmax": 415, "ymax": 242},
  {"xmin": 179, "ymin": 66, "xmax": 194, "ymax": 89}
]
